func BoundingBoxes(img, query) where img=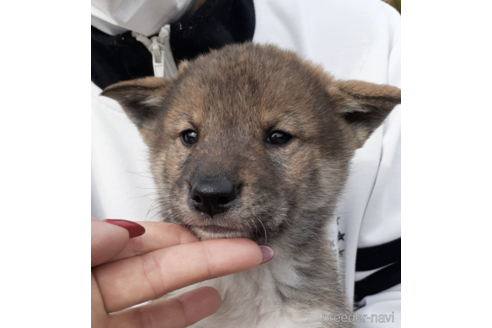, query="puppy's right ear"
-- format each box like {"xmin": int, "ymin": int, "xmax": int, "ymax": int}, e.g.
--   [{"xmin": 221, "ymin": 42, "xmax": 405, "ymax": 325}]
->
[{"xmin": 101, "ymin": 77, "xmax": 171, "ymax": 129}]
